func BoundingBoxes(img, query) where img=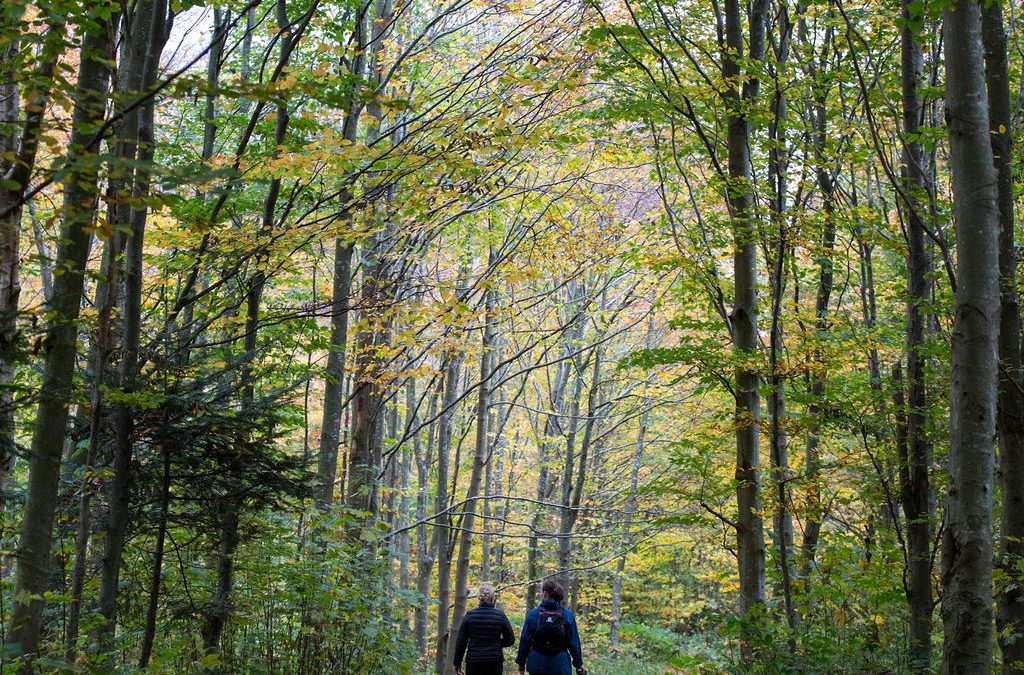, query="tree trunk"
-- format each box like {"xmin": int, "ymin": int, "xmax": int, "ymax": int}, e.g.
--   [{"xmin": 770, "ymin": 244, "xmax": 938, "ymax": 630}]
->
[
  {"xmin": 768, "ymin": 223, "xmax": 796, "ymax": 629},
  {"xmin": 900, "ymin": 2, "xmax": 934, "ymax": 667},
  {"xmin": 941, "ymin": 2, "xmax": 1000, "ymax": 670},
  {"xmin": 315, "ymin": 236, "xmax": 354, "ymax": 507},
  {"xmin": 414, "ymin": 388, "xmax": 436, "ymax": 657},
  {"xmin": 346, "ymin": 0, "xmax": 394, "ymax": 520},
  {"xmin": 347, "ymin": 236, "xmax": 387, "ymax": 518},
  {"xmin": 526, "ymin": 283, "xmax": 580, "ymax": 613},
  {"xmin": 138, "ymin": 442, "xmax": 172, "ymax": 668},
  {"xmin": 0, "ymin": 15, "xmax": 66, "ymax": 498},
  {"xmin": 555, "ymin": 354, "xmax": 585, "ymax": 590},
  {"xmin": 723, "ymin": 0, "xmax": 767, "ymax": 645},
  {"xmin": 314, "ymin": 4, "xmax": 366, "ymax": 506},
  {"xmin": 6, "ymin": 13, "xmax": 115, "ymax": 663},
  {"xmin": 395, "ymin": 383, "xmax": 413, "ymax": 620},
  {"xmin": 65, "ymin": 233, "xmax": 122, "ymax": 660},
  {"xmin": 480, "ymin": 409, "xmax": 494, "ymax": 581},
  {"xmin": 983, "ymin": 3, "xmax": 1024, "ymax": 671},
  {"xmin": 0, "ymin": 29, "xmax": 23, "ymax": 495},
  {"xmin": 99, "ymin": 0, "xmax": 171, "ymax": 649},
  {"xmin": 445, "ymin": 282, "xmax": 494, "ymax": 674},
  {"xmin": 800, "ymin": 17, "xmax": 837, "ymax": 579},
  {"xmin": 433, "ymin": 352, "xmax": 462, "ymax": 674},
  {"xmin": 766, "ymin": 8, "xmax": 797, "ymax": 627},
  {"xmin": 558, "ymin": 306, "xmax": 605, "ymax": 595}
]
